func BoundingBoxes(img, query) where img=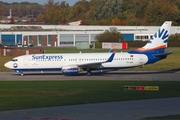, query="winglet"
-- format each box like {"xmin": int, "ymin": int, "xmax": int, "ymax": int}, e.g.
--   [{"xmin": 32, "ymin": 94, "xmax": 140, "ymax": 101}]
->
[
  {"xmin": 109, "ymin": 47, "xmax": 115, "ymax": 53},
  {"xmin": 106, "ymin": 51, "xmax": 116, "ymax": 62}
]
